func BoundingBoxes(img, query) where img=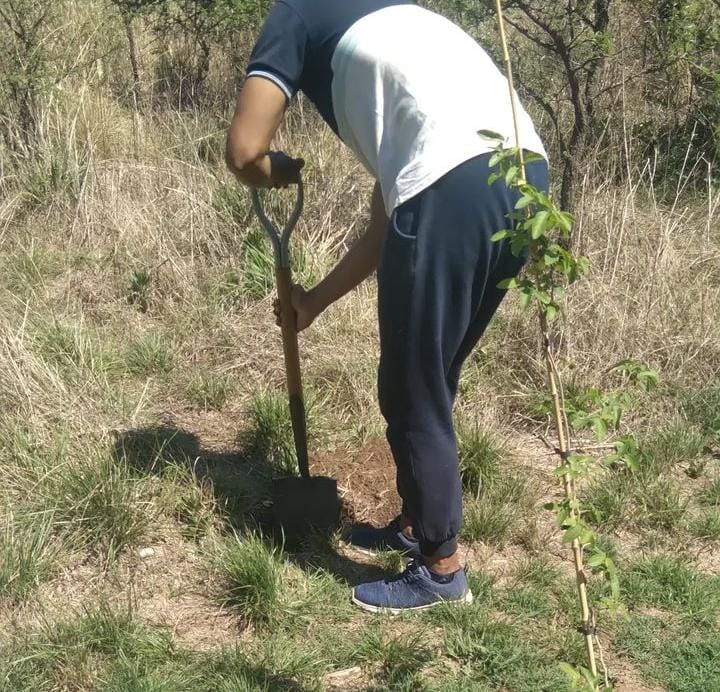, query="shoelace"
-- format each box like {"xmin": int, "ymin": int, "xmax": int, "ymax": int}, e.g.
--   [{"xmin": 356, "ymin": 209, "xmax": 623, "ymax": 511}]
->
[{"xmin": 386, "ymin": 560, "xmax": 424, "ymax": 585}]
